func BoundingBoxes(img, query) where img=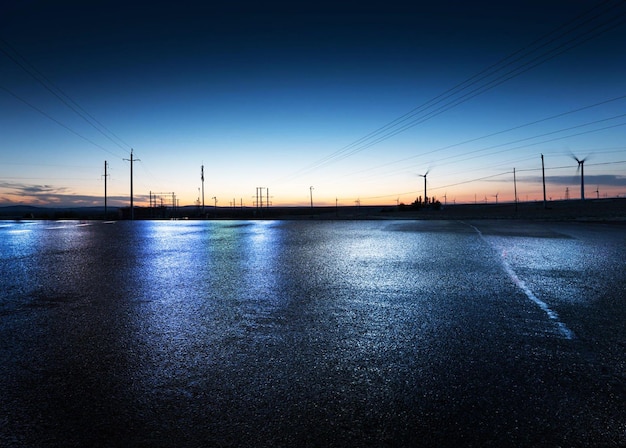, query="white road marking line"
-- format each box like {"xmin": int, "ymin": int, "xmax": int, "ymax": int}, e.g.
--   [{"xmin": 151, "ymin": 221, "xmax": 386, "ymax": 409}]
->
[{"xmin": 467, "ymin": 223, "xmax": 575, "ymax": 340}]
